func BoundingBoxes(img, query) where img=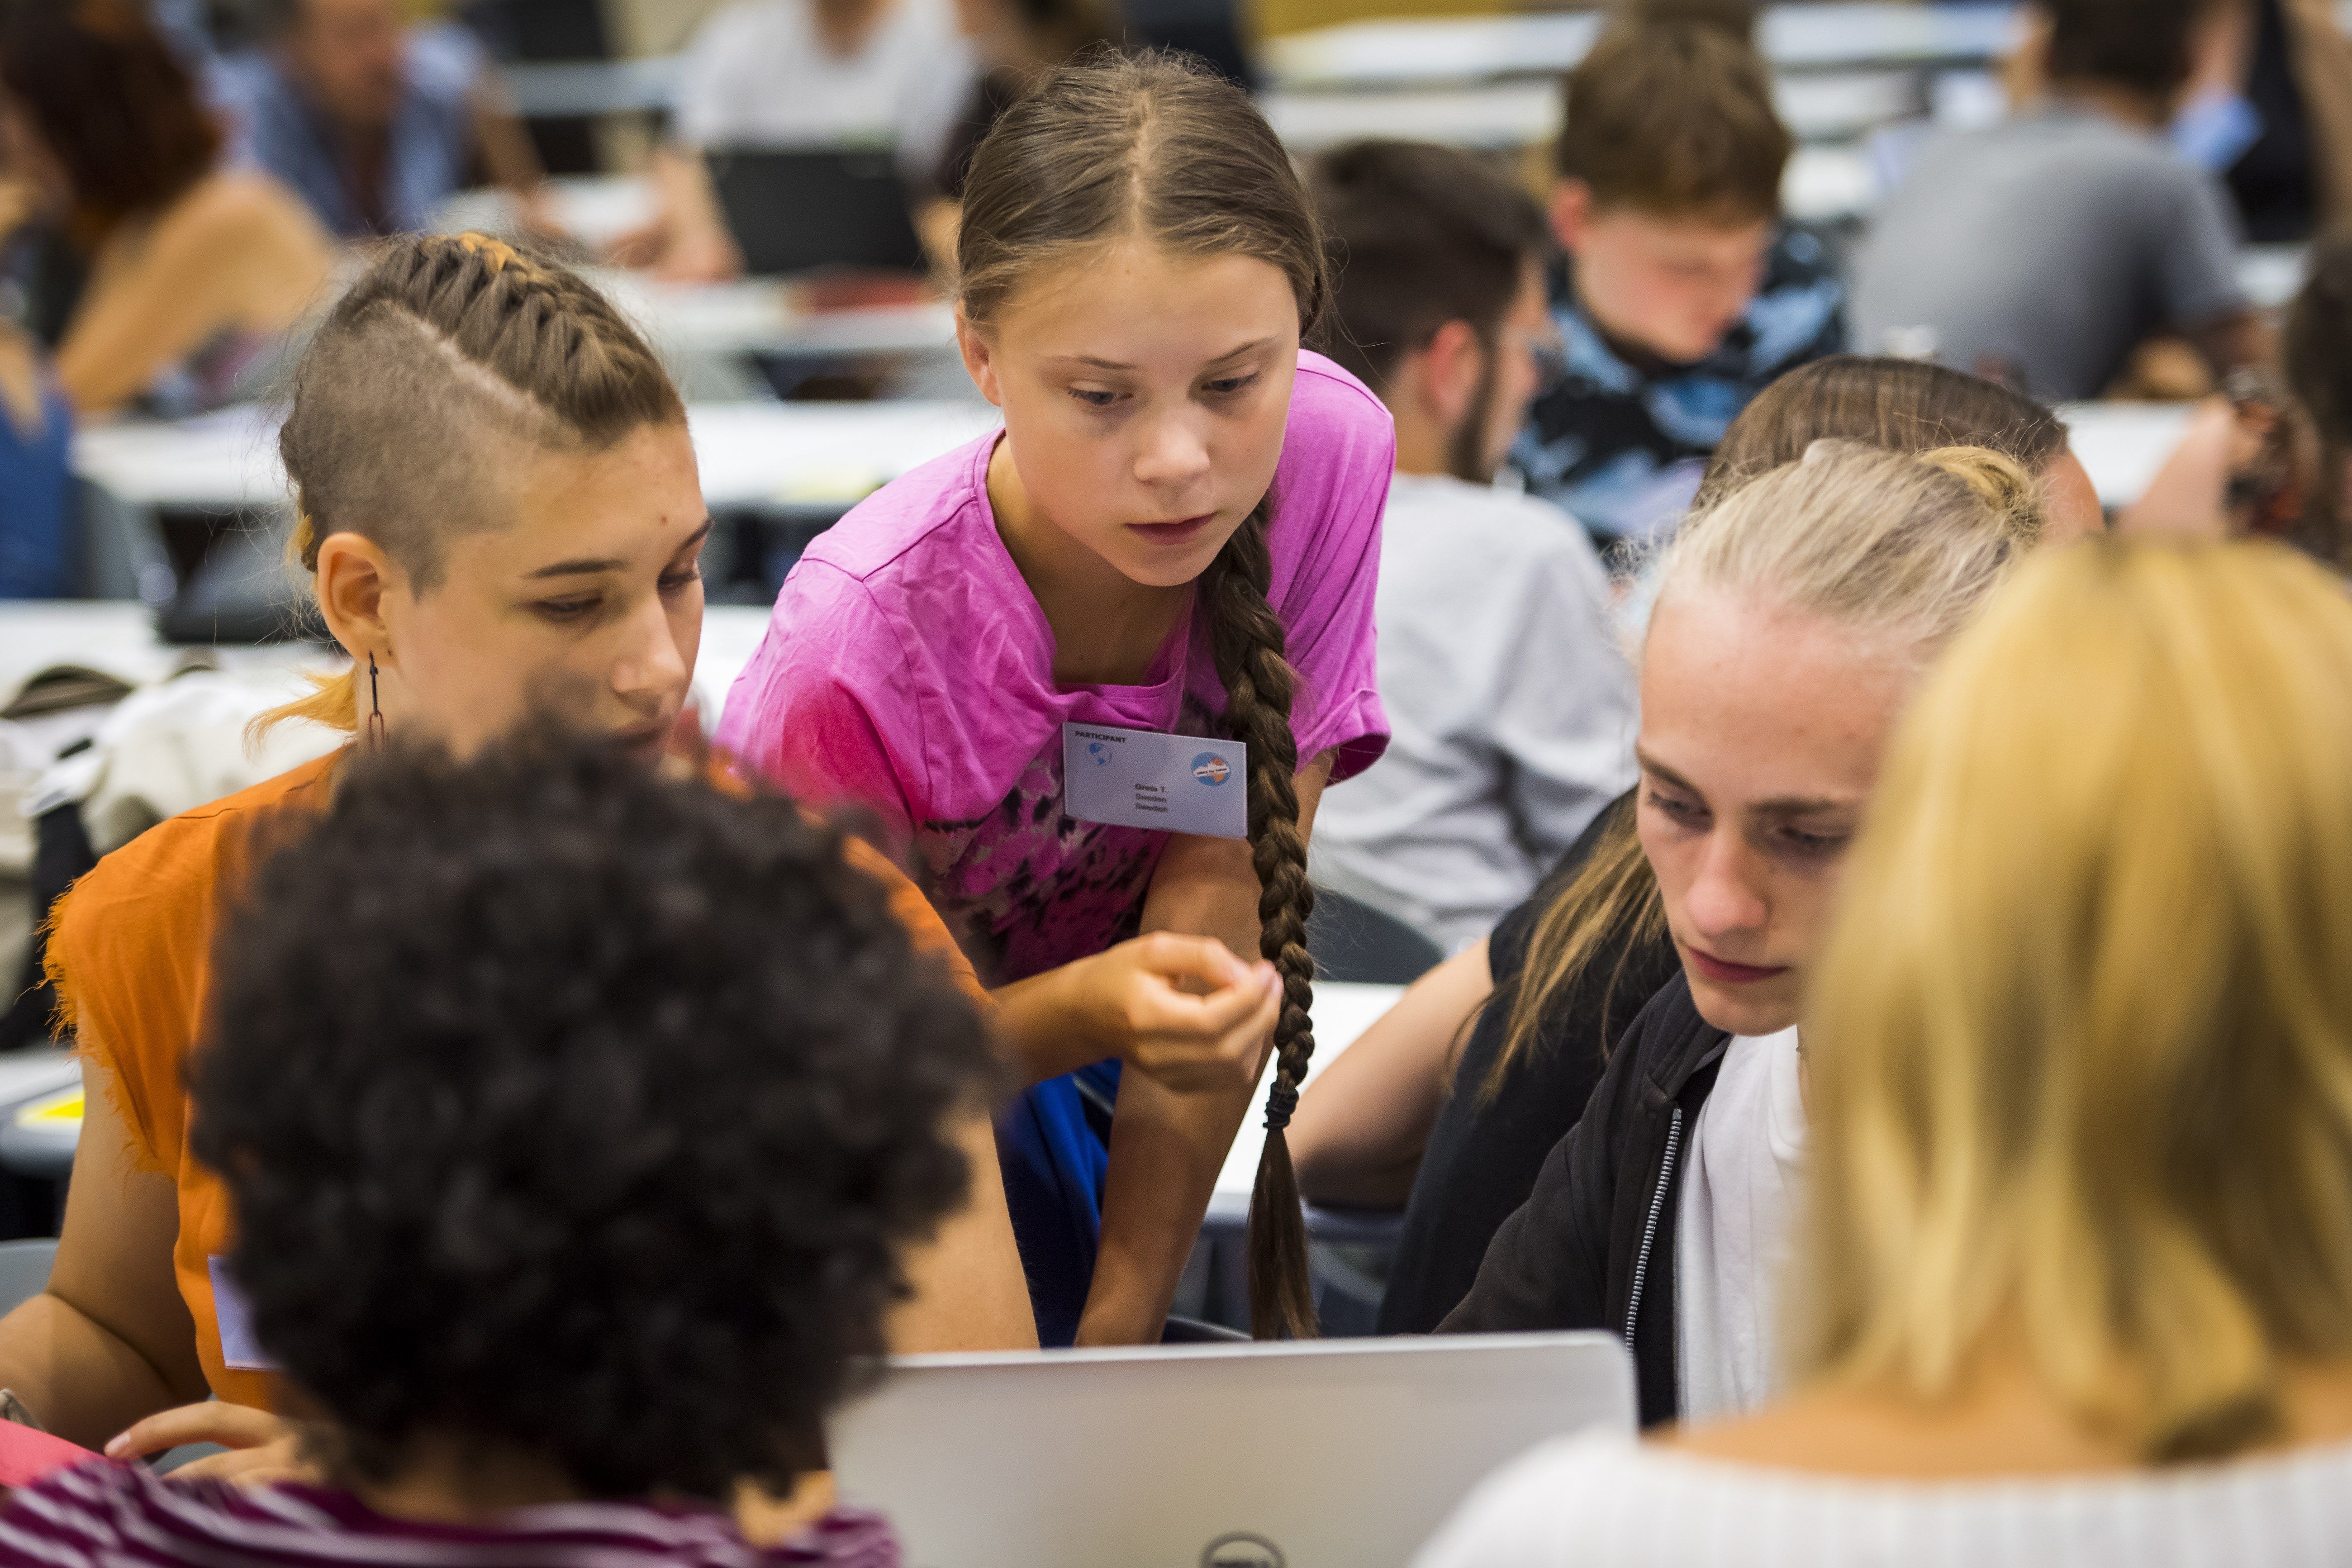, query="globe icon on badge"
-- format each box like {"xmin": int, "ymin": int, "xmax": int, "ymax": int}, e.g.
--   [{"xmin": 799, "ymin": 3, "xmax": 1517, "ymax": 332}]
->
[{"xmin": 1088, "ymin": 741, "xmax": 1112, "ymax": 766}]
